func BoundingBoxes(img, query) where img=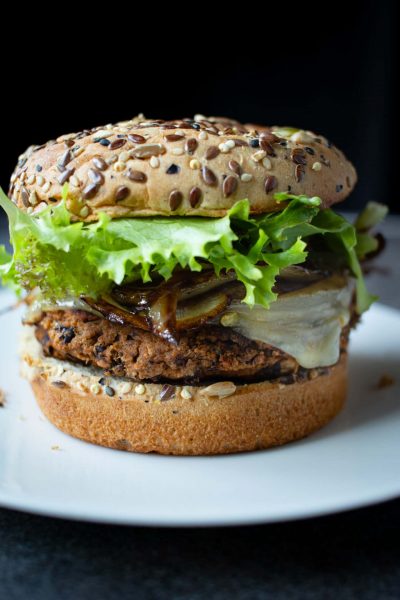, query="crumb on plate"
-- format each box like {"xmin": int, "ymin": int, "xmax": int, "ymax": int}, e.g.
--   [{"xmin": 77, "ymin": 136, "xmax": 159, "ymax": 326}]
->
[{"xmin": 377, "ymin": 373, "xmax": 395, "ymax": 389}]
